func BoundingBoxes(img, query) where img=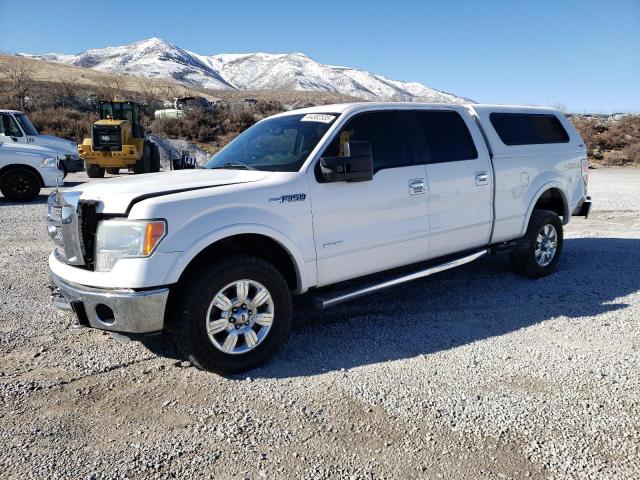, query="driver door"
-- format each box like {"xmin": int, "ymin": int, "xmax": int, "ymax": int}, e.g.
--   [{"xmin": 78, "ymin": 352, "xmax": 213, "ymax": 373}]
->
[{"xmin": 308, "ymin": 111, "xmax": 429, "ymax": 287}]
